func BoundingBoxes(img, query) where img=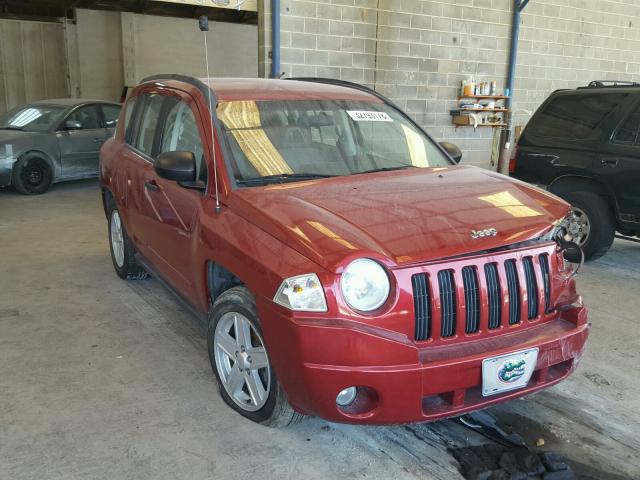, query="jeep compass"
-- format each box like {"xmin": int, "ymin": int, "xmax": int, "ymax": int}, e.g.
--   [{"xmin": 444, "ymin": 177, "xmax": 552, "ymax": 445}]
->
[{"xmin": 99, "ymin": 75, "xmax": 589, "ymax": 426}]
